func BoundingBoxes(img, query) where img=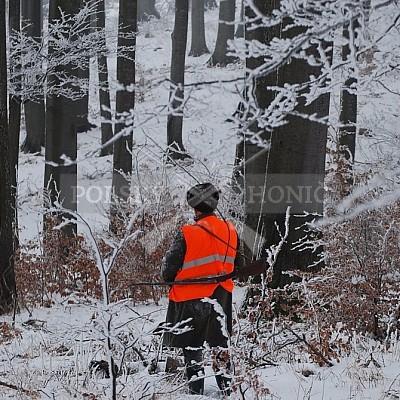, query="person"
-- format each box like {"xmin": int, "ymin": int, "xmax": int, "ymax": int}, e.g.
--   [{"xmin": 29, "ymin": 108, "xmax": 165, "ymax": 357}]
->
[{"xmin": 161, "ymin": 182, "xmax": 239, "ymax": 396}]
